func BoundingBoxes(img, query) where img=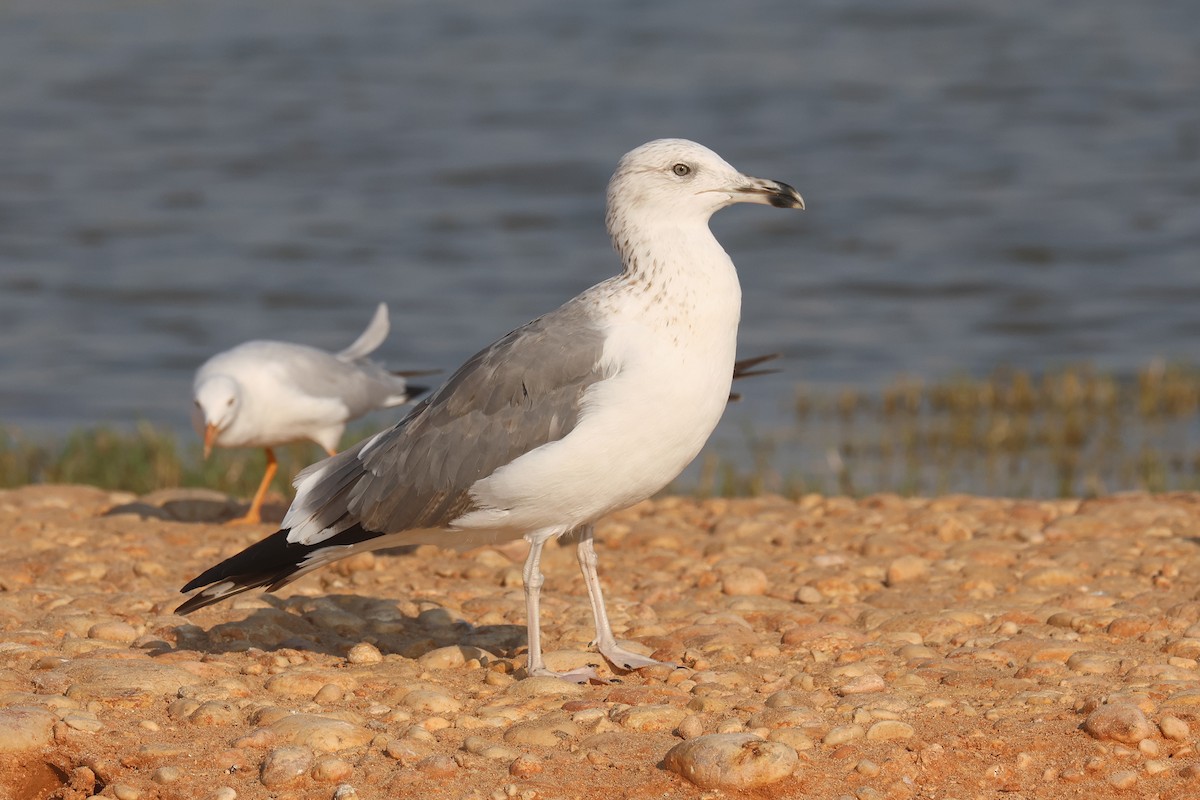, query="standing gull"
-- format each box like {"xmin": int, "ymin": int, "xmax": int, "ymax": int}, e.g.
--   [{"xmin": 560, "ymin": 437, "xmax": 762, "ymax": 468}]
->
[
  {"xmin": 192, "ymin": 303, "xmax": 429, "ymax": 525},
  {"xmin": 179, "ymin": 139, "xmax": 804, "ymax": 680}
]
